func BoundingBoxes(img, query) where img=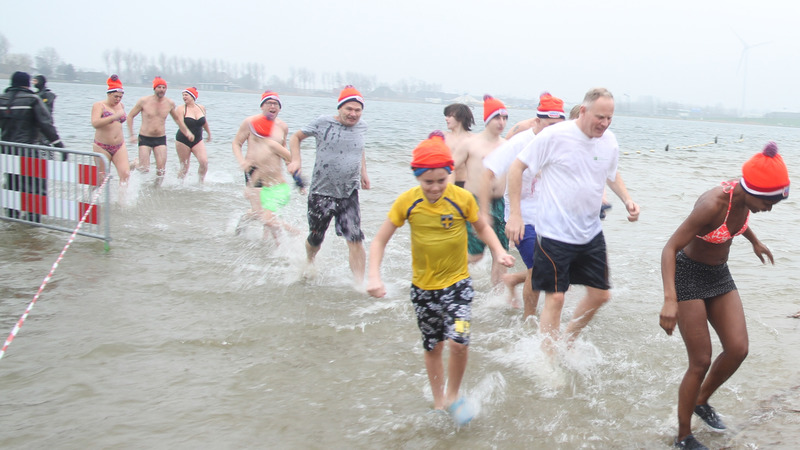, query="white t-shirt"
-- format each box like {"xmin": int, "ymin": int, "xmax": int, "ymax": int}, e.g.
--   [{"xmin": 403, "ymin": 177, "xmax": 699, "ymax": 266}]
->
[
  {"xmin": 516, "ymin": 120, "xmax": 618, "ymax": 245},
  {"xmin": 483, "ymin": 129, "xmax": 538, "ymax": 224}
]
